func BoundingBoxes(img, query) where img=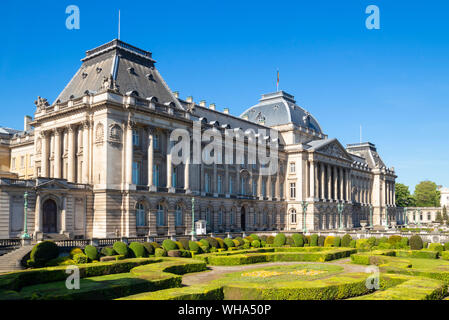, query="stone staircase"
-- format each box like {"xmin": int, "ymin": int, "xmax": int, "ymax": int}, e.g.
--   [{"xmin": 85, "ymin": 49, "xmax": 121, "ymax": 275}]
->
[{"xmin": 0, "ymin": 245, "xmax": 34, "ymax": 274}]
